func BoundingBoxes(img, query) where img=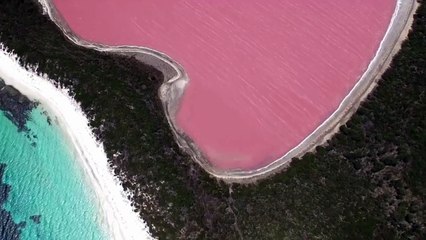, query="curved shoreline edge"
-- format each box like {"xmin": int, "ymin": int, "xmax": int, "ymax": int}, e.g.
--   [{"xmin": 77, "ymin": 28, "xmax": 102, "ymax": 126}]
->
[
  {"xmin": 0, "ymin": 49, "xmax": 153, "ymax": 239},
  {"xmin": 38, "ymin": 0, "xmax": 417, "ymax": 183}
]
